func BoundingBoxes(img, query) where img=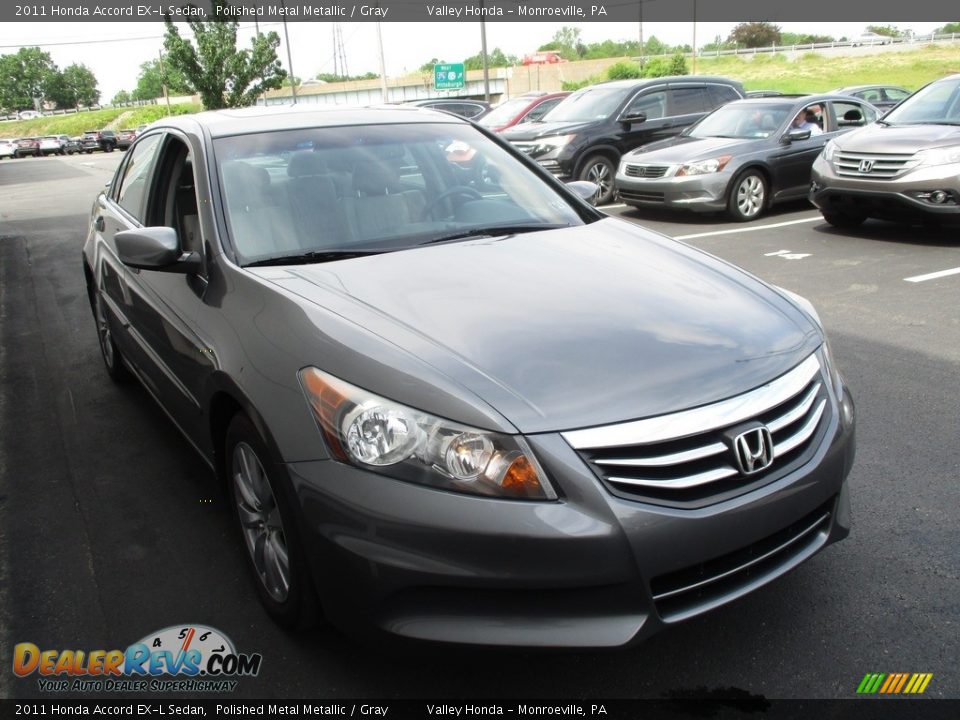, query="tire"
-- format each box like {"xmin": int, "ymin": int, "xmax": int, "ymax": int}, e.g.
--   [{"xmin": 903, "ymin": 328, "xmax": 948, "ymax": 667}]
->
[
  {"xmin": 226, "ymin": 413, "xmax": 319, "ymax": 629},
  {"xmin": 105, "ymin": 143, "xmax": 115, "ymax": 153},
  {"xmin": 728, "ymin": 170, "xmax": 768, "ymax": 221},
  {"xmin": 93, "ymin": 290, "xmax": 129, "ymax": 383},
  {"xmin": 822, "ymin": 211, "xmax": 866, "ymax": 228},
  {"xmin": 578, "ymin": 154, "xmax": 617, "ymax": 206}
]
